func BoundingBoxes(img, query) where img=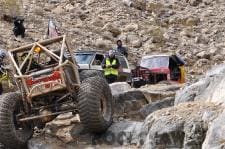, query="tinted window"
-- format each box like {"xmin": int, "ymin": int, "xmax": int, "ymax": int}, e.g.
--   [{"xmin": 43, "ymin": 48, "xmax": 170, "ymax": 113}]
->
[
  {"xmin": 140, "ymin": 56, "xmax": 169, "ymax": 68},
  {"xmin": 75, "ymin": 54, "xmax": 94, "ymax": 64},
  {"xmin": 93, "ymin": 54, "xmax": 104, "ymax": 65},
  {"xmin": 117, "ymin": 56, "xmax": 128, "ymax": 68}
]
